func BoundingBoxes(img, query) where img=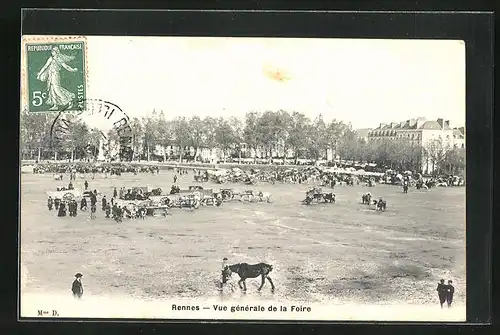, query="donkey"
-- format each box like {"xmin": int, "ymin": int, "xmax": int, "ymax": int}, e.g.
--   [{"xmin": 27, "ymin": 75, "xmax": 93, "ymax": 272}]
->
[{"xmin": 222, "ymin": 262, "xmax": 275, "ymax": 293}]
